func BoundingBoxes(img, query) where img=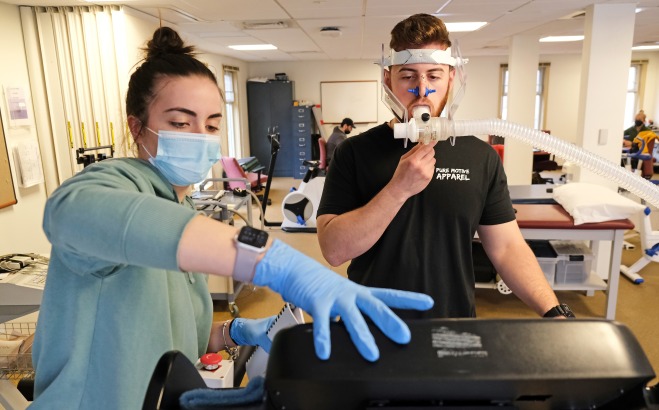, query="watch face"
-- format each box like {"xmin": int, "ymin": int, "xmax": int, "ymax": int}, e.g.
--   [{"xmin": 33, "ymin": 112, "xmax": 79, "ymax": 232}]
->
[{"xmin": 238, "ymin": 226, "xmax": 269, "ymax": 248}]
